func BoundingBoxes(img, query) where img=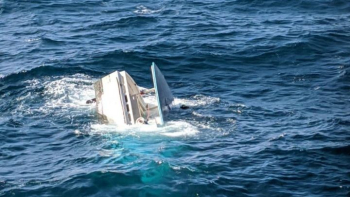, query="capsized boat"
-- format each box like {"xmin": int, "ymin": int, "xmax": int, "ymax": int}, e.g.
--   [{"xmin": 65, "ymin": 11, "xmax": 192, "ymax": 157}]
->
[{"xmin": 92, "ymin": 62, "xmax": 174, "ymax": 126}]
